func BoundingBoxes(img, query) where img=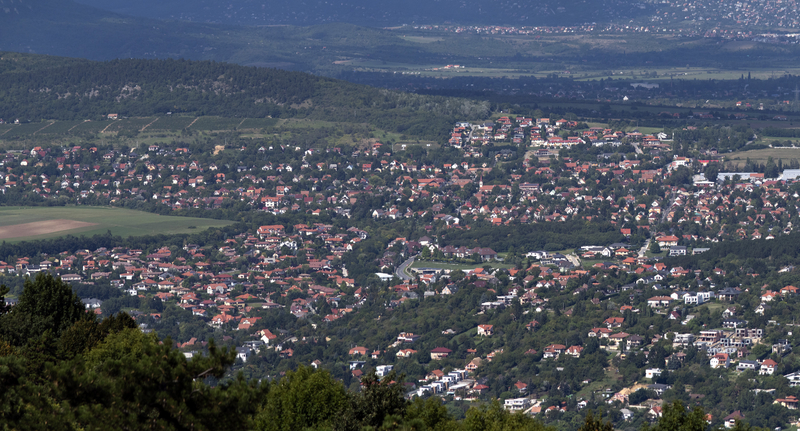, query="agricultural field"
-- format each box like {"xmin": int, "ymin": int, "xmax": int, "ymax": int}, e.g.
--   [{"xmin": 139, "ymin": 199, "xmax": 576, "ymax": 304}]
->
[
  {"xmin": 67, "ymin": 120, "xmax": 109, "ymax": 135},
  {"xmin": 0, "ymin": 206, "xmax": 233, "ymax": 242},
  {"xmin": 101, "ymin": 117, "xmax": 158, "ymax": 134},
  {"xmin": 43, "ymin": 120, "xmax": 91, "ymax": 134},
  {"xmin": 1, "ymin": 122, "xmax": 51, "ymax": 138},
  {"xmin": 146, "ymin": 116, "xmax": 197, "ymax": 130},
  {"xmin": 0, "ymin": 116, "xmax": 286, "ymax": 147},
  {"xmin": 724, "ymin": 147, "xmax": 800, "ymax": 168},
  {"xmin": 238, "ymin": 118, "xmax": 279, "ymax": 129},
  {"xmin": 189, "ymin": 117, "xmax": 245, "ymax": 131}
]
